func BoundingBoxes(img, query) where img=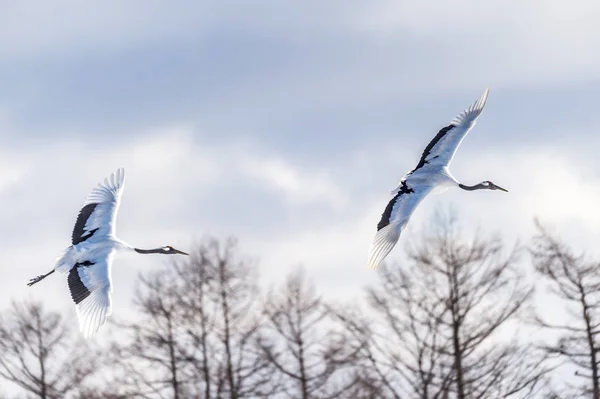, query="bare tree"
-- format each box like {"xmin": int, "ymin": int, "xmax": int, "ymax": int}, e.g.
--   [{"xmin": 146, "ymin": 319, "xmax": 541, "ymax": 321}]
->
[
  {"xmin": 107, "ymin": 237, "xmax": 276, "ymax": 399},
  {"xmin": 331, "ymin": 264, "xmax": 451, "ymax": 399},
  {"xmin": 174, "ymin": 243, "xmax": 219, "ymax": 398},
  {"xmin": 0, "ymin": 300, "xmax": 97, "ymax": 399},
  {"xmin": 204, "ymin": 238, "xmax": 275, "ymax": 399},
  {"xmin": 531, "ymin": 221, "xmax": 600, "ymax": 398},
  {"xmin": 337, "ymin": 215, "xmax": 546, "ymax": 399},
  {"xmin": 108, "ymin": 269, "xmax": 194, "ymax": 399},
  {"xmin": 260, "ymin": 269, "xmax": 359, "ymax": 399}
]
